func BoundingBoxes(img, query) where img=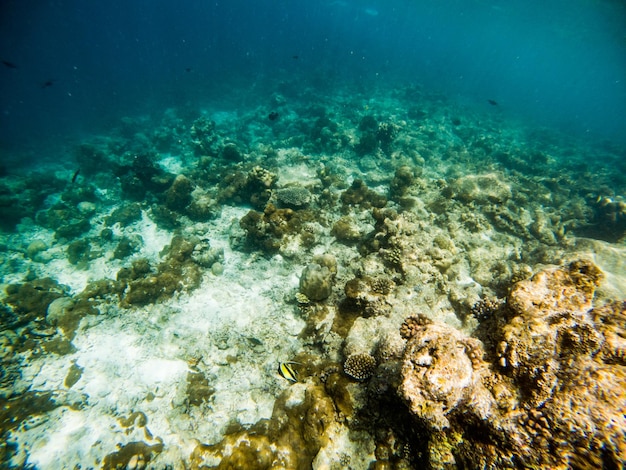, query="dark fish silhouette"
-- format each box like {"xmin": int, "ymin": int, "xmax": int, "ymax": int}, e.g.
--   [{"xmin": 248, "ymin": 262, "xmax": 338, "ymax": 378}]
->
[
  {"xmin": 268, "ymin": 111, "xmax": 279, "ymax": 121},
  {"xmin": 2, "ymin": 60, "xmax": 17, "ymax": 69},
  {"xmin": 41, "ymin": 79, "xmax": 56, "ymax": 88},
  {"xmin": 487, "ymin": 99, "xmax": 498, "ymax": 106},
  {"xmin": 292, "ymin": 55, "xmax": 299, "ymax": 60},
  {"xmin": 71, "ymin": 169, "xmax": 80, "ymax": 183},
  {"xmin": 185, "ymin": 67, "xmax": 192, "ymax": 72}
]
